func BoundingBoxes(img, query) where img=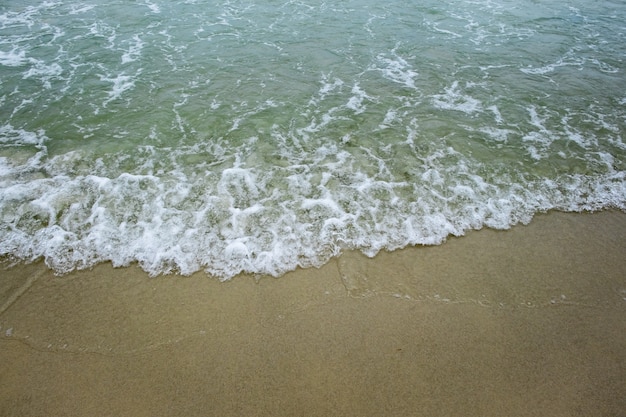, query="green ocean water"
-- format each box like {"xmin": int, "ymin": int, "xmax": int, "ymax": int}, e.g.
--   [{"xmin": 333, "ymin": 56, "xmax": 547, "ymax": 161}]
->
[{"xmin": 1, "ymin": 0, "xmax": 625, "ymax": 278}]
